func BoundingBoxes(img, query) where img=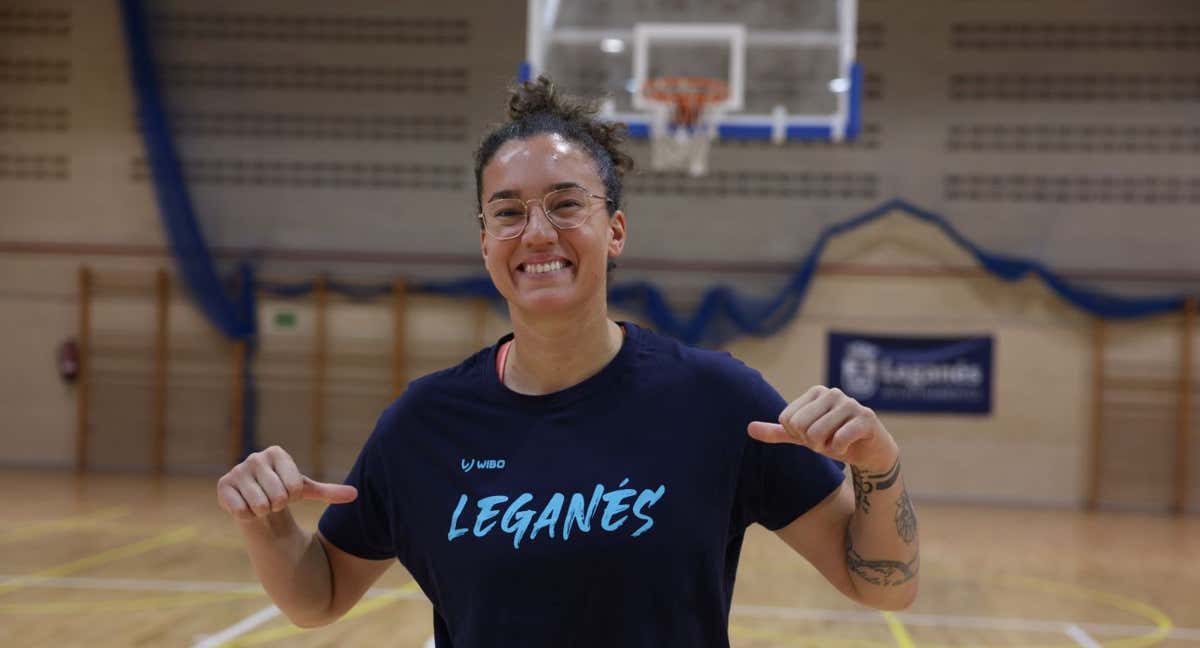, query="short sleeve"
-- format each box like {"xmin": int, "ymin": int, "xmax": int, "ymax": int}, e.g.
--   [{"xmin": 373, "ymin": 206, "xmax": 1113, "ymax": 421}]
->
[
  {"xmin": 317, "ymin": 406, "xmax": 400, "ymax": 561},
  {"xmin": 733, "ymin": 366, "xmax": 845, "ymax": 531}
]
